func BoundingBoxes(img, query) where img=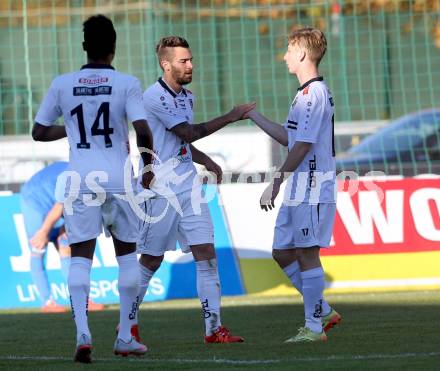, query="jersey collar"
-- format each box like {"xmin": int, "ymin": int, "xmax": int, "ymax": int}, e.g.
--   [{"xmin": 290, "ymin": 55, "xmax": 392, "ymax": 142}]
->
[
  {"xmin": 297, "ymin": 76, "xmax": 323, "ymax": 91},
  {"xmin": 81, "ymin": 63, "xmax": 115, "ymax": 70},
  {"xmin": 158, "ymin": 77, "xmax": 187, "ymax": 98}
]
